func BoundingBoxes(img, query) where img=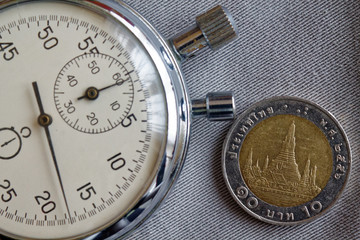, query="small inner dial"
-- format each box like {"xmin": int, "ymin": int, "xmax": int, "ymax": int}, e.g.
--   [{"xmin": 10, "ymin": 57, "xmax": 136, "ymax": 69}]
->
[{"xmin": 54, "ymin": 53, "xmax": 135, "ymax": 134}]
